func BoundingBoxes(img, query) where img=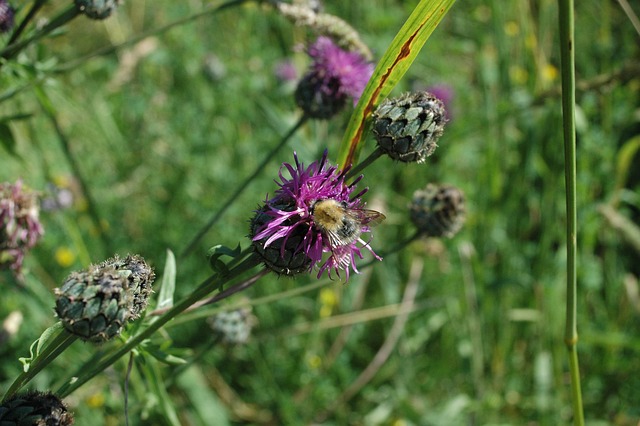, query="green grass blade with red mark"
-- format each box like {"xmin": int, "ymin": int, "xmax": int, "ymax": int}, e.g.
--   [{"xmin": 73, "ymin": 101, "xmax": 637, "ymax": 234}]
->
[{"xmin": 337, "ymin": 0, "xmax": 456, "ymax": 169}]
